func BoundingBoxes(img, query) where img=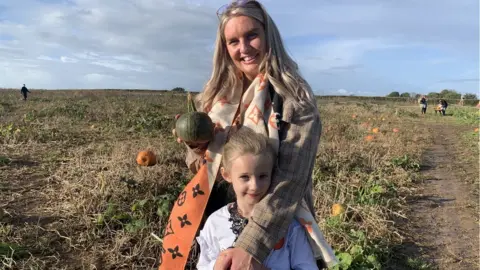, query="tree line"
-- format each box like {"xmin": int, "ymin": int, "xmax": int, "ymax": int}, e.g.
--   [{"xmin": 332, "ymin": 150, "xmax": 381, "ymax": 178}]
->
[{"xmin": 386, "ymin": 89, "xmax": 477, "ymax": 100}]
